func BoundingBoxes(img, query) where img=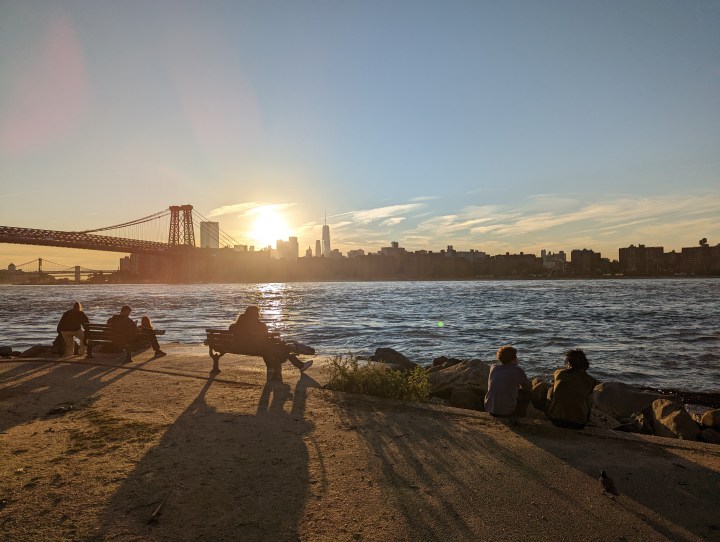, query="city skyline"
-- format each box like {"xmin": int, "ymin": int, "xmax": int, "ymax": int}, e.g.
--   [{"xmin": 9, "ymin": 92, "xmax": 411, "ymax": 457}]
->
[{"xmin": 1, "ymin": 2, "xmax": 719, "ymax": 268}]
